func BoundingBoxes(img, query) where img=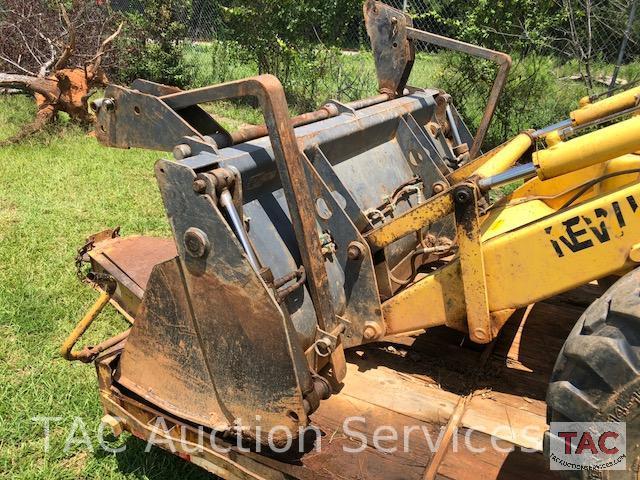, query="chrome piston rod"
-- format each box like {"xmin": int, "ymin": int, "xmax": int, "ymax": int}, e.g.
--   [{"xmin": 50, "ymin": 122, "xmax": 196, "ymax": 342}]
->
[
  {"xmin": 219, "ymin": 189, "xmax": 261, "ymax": 271},
  {"xmin": 477, "ymin": 162, "xmax": 537, "ymax": 191}
]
